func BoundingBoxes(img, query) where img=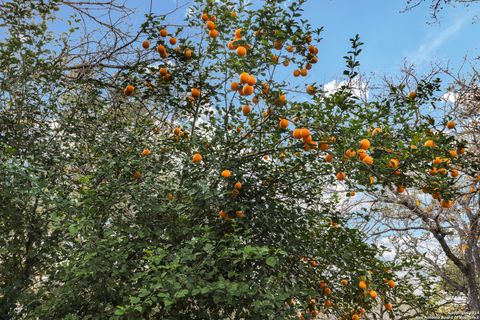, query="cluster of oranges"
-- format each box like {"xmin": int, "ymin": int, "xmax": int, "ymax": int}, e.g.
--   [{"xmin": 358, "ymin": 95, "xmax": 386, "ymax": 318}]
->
[
  {"xmin": 296, "ymin": 277, "xmax": 396, "ymax": 320},
  {"xmin": 202, "ymin": 13, "xmax": 219, "ymax": 38}
]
